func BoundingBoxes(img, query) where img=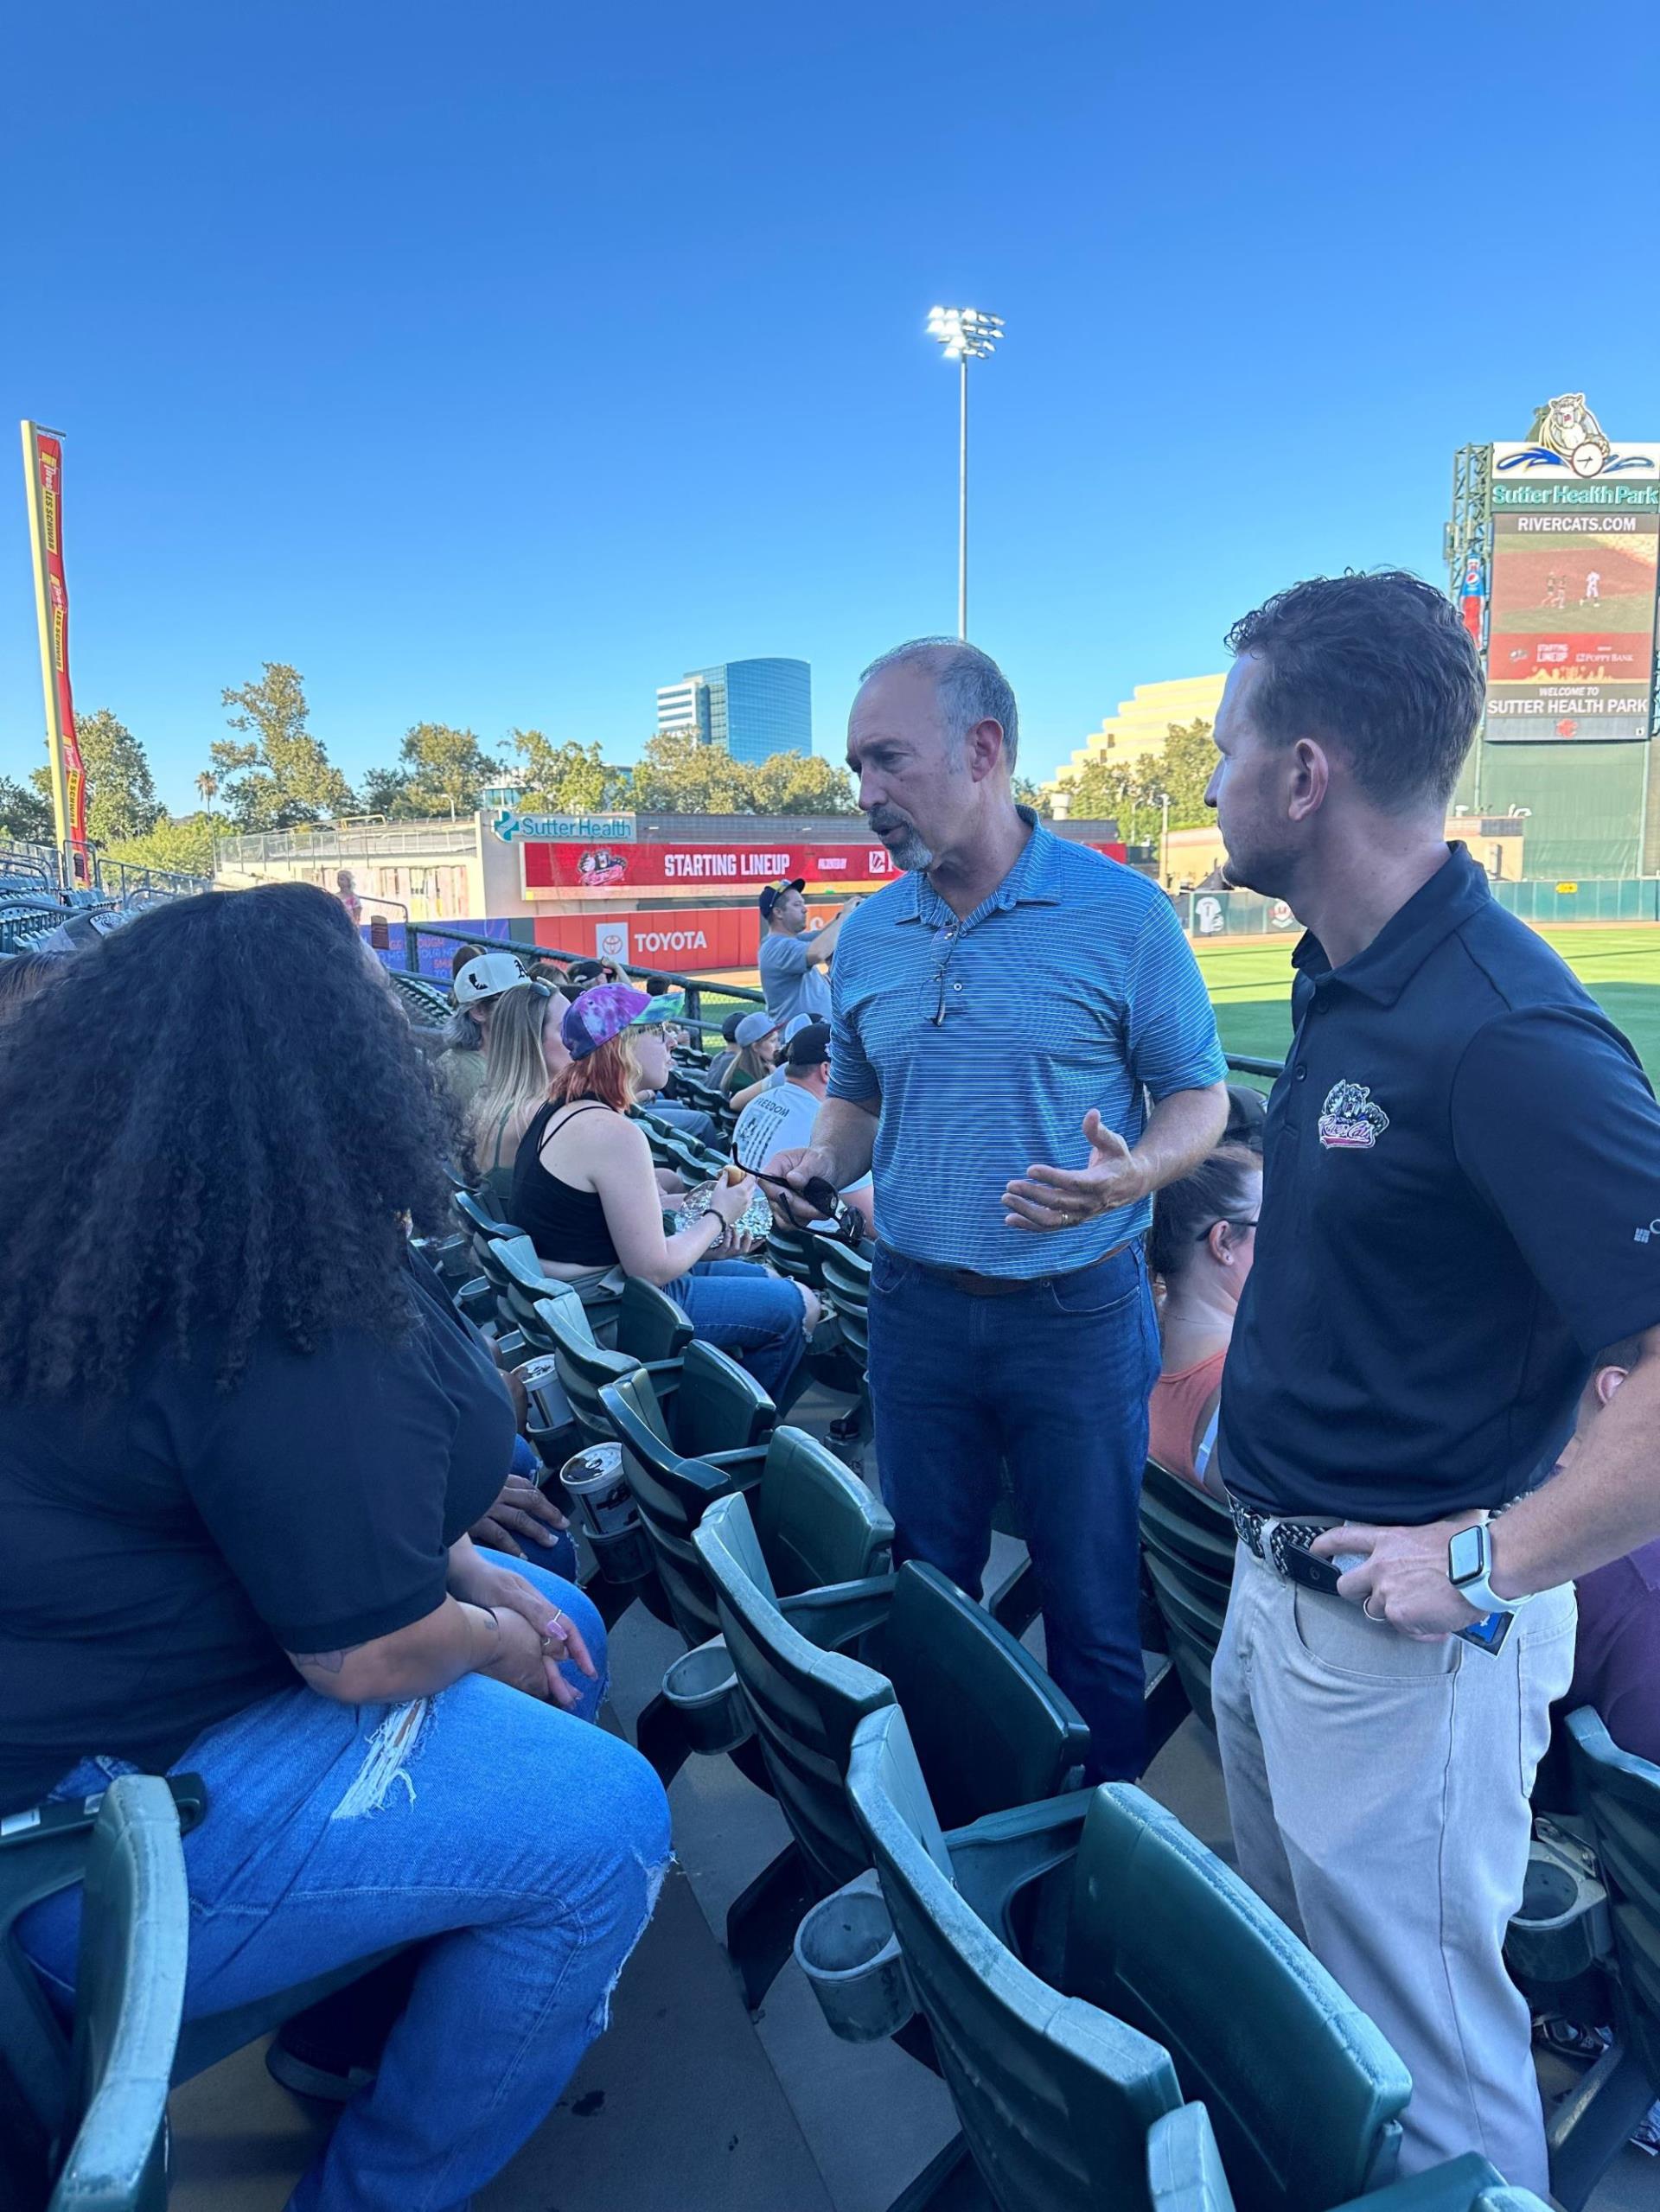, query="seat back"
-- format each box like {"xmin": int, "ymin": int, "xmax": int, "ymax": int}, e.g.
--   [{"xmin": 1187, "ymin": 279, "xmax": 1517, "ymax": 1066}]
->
[
  {"xmin": 601, "ymin": 1371, "xmax": 727, "ymax": 1646},
  {"xmin": 452, "ymin": 1185, "xmax": 519, "ymax": 1248},
  {"xmin": 818, "ymin": 1240, "xmax": 872, "ymax": 1367},
  {"xmin": 600, "ymin": 1405, "xmax": 890, "ymax": 1651},
  {"xmin": 532, "ymin": 1296, "xmax": 641, "ymax": 1447},
  {"xmin": 1145, "ymin": 2104, "xmax": 1504, "ymax": 2212},
  {"xmin": 751, "ymin": 1428, "xmax": 893, "ymax": 1596},
  {"xmin": 1063, "ymin": 1787, "xmax": 1409, "ymax": 2212},
  {"xmin": 669, "ymin": 1340, "xmax": 776, "ymax": 1462},
  {"xmin": 872, "ymin": 1563, "xmax": 1090, "ymax": 1832},
  {"xmin": 1567, "ymin": 1706, "xmax": 1660, "ymax": 2088},
  {"xmin": 48, "ymin": 1776, "xmax": 188, "ymax": 2212},
  {"xmin": 484, "ymin": 1234, "xmax": 559, "ymax": 1341},
  {"xmin": 696, "ymin": 1491, "xmax": 892, "ymax": 1890},
  {"xmin": 765, "ymin": 1221, "xmax": 824, "ymax": 1289},
  {"xmin": 615, "ymin": 1279, "xmax": 694, "ymax": 1366},
  {"xmin": 1138, "ymin": 1461, "xmax": 1235, "ymax": 1731},
  {"xmin": 849, "ymin": 1707, "xmax": 1181, "ymax": 2212}
]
